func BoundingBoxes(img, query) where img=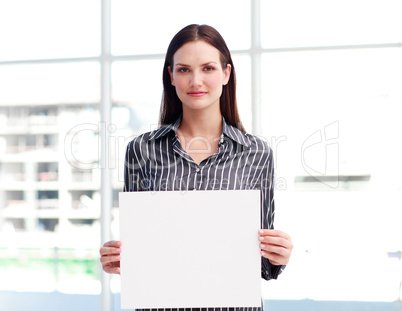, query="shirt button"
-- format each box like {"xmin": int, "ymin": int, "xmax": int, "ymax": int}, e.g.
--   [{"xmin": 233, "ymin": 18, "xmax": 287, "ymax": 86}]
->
[{"xmin": 195, "ymin": 167, "xmax": 200, "ymax": 172}]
